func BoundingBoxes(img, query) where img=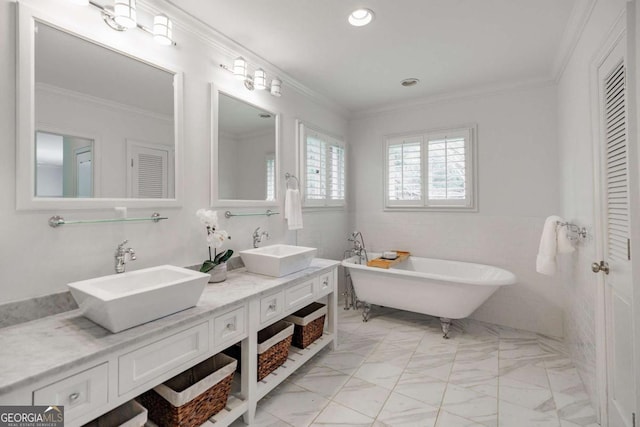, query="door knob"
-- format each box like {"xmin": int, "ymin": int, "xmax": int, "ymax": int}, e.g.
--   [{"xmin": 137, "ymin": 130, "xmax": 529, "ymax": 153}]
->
[{"xmin": 591, "ymin": 261, "xmax": 610, "ymax": 274}]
